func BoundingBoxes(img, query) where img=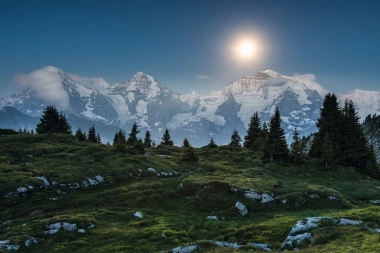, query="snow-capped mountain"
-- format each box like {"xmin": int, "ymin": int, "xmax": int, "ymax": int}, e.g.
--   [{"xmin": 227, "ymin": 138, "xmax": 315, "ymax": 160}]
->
[
  {"xmin": 1, "ymin": 66, "xmax": 378, "ymax": 146},
  {"xmin": 341, "ymin": 89, "xmax": 380, "ymax": 119}
]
